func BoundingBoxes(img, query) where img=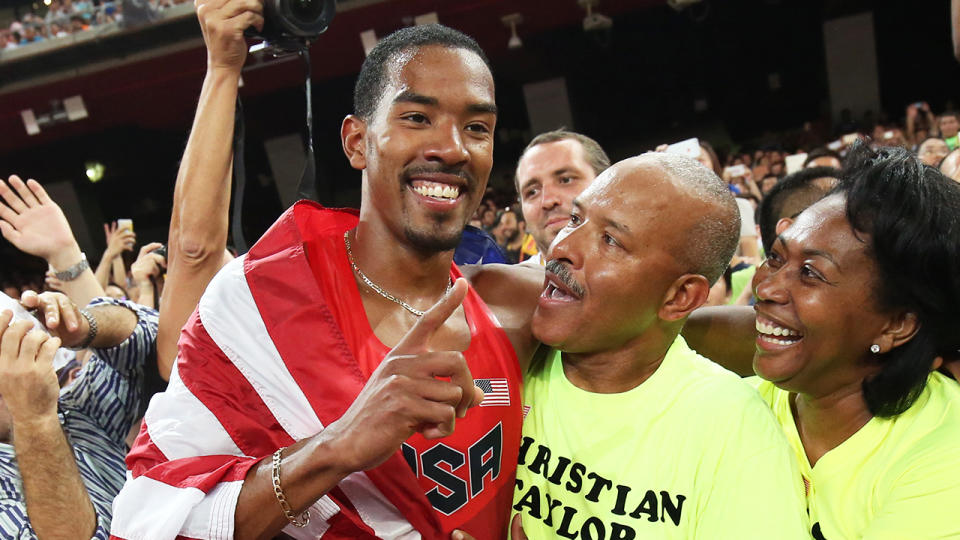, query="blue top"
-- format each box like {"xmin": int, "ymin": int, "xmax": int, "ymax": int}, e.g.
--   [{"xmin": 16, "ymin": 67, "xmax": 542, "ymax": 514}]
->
[{"xmin": 0, "ymin": 297, "xmax": 158, "ymax": 539}]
